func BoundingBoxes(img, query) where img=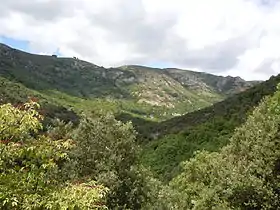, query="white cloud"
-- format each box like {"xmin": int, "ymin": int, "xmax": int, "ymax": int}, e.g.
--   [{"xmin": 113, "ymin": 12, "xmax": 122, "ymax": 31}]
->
[{"xmin": 1, "ymin": 0, "xmax": 280, "ymax": 80}]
